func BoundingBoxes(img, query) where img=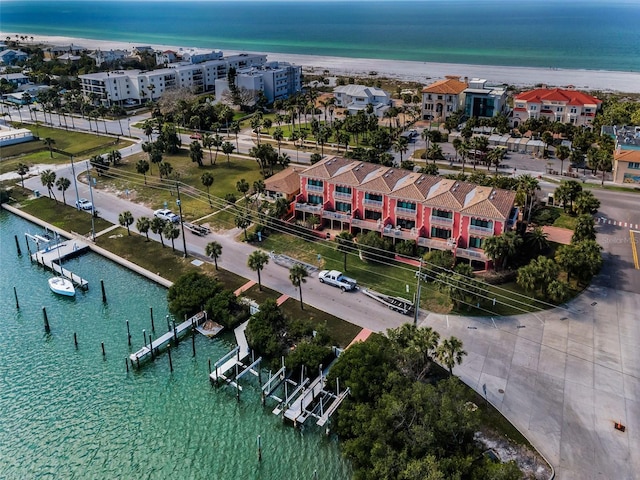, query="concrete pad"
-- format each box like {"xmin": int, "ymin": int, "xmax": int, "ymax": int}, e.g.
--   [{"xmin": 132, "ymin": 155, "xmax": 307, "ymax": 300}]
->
[
  {"xmin": 537, "ymin": 345, "xmax": 567, "ymax": 379},
  {"xmin": 512, "ymin": 336, "xmax": 541, "ymax": 370},
  {"xmin": 564, "ymin": 354, "xmax": 594, "ymax": 388},
  {"xmin": 623, "ymin": 374, "xmax": 640, "ymax": 402},
  {"xmin": 566, "ymin": 338, "xmax": 594, "ymax": 364}
]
